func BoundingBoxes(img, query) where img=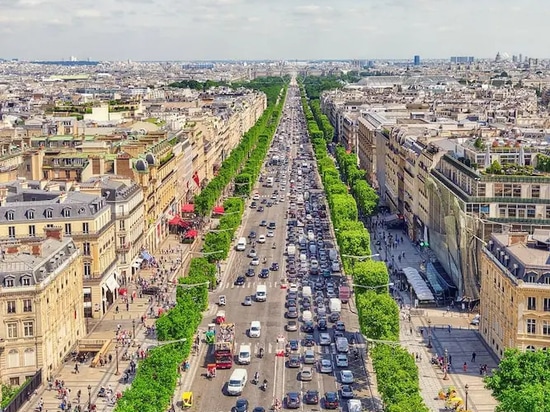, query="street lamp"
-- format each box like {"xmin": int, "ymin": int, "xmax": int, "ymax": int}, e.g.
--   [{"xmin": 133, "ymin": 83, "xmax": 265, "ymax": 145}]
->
[
  {"xmin": 132, "ymin": 319, "xmax": 136, "ymax": 340},
  {"xmin": 341, "ymin": 253, "xmax": 380, "ymax": 260},
  {"xmin": 427, "ymin": 319, "xmax": 432, "ymax": 348},
  {"xmin": 87, "ymin": 384, "xmax": 91, "ymax": 409},
  {"xmin": 115, "ymin": 344, "xmax": 120, "ymax": 375},
  {"xmin": 465, "ymin": 384, "xmax": 469, "ymax": 410},
  {"xmin": 190, "ymin": 250, "xmax": 224, "ymax": 256},
  {"xmin": 352, "ymin": 282, "xmax": 394, "ymax": 290},
  {"xmin": 443, "ymin": 348, "xmax": 449, "ymax": 380}
]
